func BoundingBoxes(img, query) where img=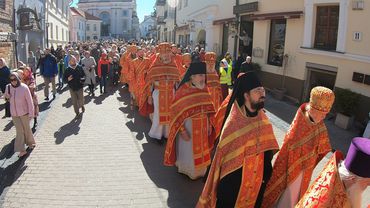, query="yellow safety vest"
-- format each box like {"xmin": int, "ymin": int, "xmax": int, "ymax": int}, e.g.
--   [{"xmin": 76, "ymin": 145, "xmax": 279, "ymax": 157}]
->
[{"xmin": 219, "ymin": 60, "xmax": 232, "ymax": 85}]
